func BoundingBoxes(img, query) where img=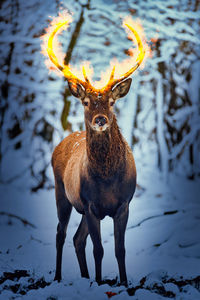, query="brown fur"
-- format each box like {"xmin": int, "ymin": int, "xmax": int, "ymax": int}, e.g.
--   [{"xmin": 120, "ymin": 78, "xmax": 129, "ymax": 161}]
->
[{"xmin": 52, "ymin": 78, "xmax": 136, "ymax": 285}]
